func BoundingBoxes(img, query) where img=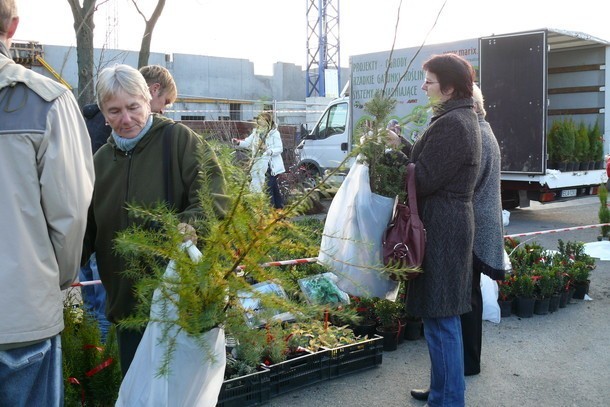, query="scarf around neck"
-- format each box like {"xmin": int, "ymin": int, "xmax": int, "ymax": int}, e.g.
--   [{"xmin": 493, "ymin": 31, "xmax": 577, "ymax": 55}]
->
[{"xmin": 112, "ymin": 115, "xmax": 154, "ymax": 152}]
